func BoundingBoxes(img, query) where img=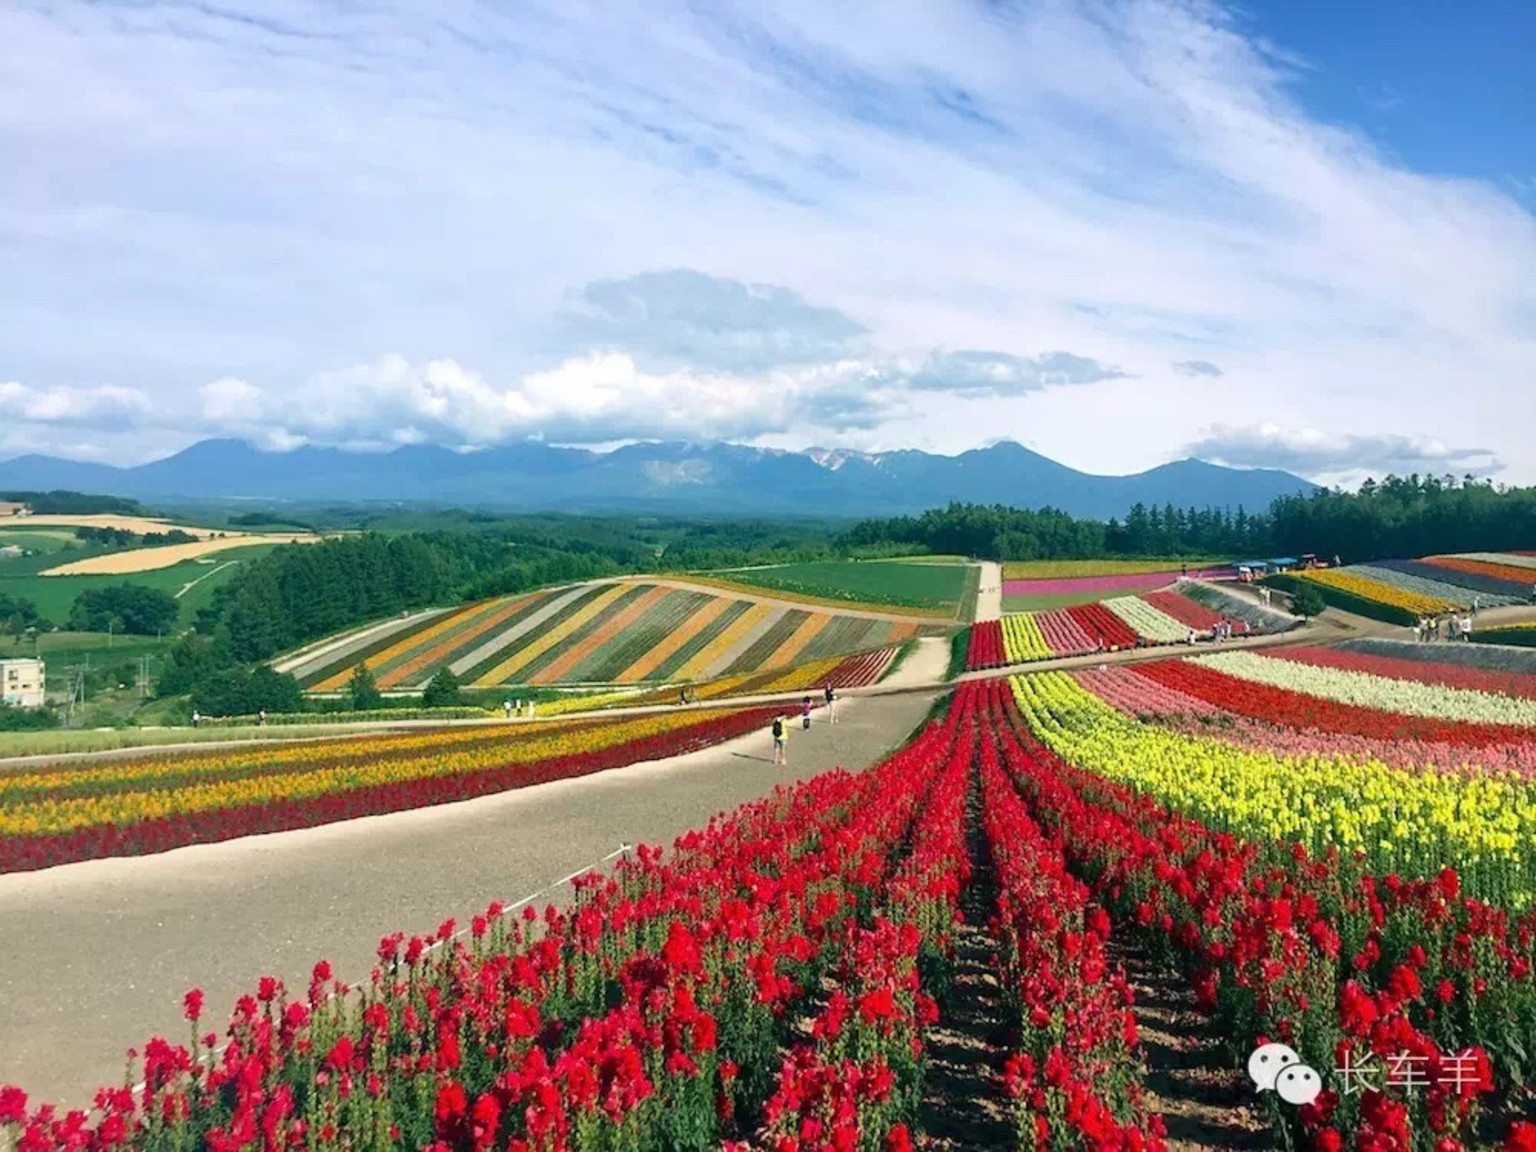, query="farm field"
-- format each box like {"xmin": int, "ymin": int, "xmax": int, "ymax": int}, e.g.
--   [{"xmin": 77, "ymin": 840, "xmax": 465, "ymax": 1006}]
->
[
  {"xmin": 0, "ymin": 688, "xmax": 937, "ymax": 1105},
  {"xmin": 1277, "ymin": 551, "xmax": 1536, "ymax": 623},
  {"xmin": 0, "ymin": 705, "xmax": 776, "ymax": 873},
  {"xmin": 288, "ymin": 580, "xmax": 939, "ymax": 691},
  {"xmin": 1001, "ymin": 557, "xmax": 1227, "ymax": 579},
  {"xmin": 689, "ymin": 559, "xmax": 971, "ymax": 617},
  {"xmin": 965, "ymin": 583, "xmax": 1298, "ymax": 670},
  {"xmin": 0, "ymin": 514, "xmax": 230, "ymax": 537},
  {"xmin": 0, "ymin": 551, "xmax": 257, "ymax": 626},
  {"xmin": 38, "ymin": 532, "xmax": 317, "ymax": 575},
  {"xmin": 1002, "ymin": 564, "xmax": 1236, "ymax": 611},
  {"xmin": 0, "ymin": 527, "xmax": 77, "ymax": 555},
  {"xmin": 10, "ymin": 652, "xmax": 1536, "ymax": 1150},
  {"xmin": 1476, "ymin": 621, "xmax": 1536, "ymax": 648}
]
